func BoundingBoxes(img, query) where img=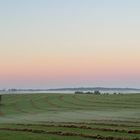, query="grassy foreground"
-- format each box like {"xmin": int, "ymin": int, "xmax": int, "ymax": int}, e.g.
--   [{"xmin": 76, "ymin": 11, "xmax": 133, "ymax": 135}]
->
[{"xmin": 0, "ymin": 93, "xmax": 140, "ymax": 140}]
